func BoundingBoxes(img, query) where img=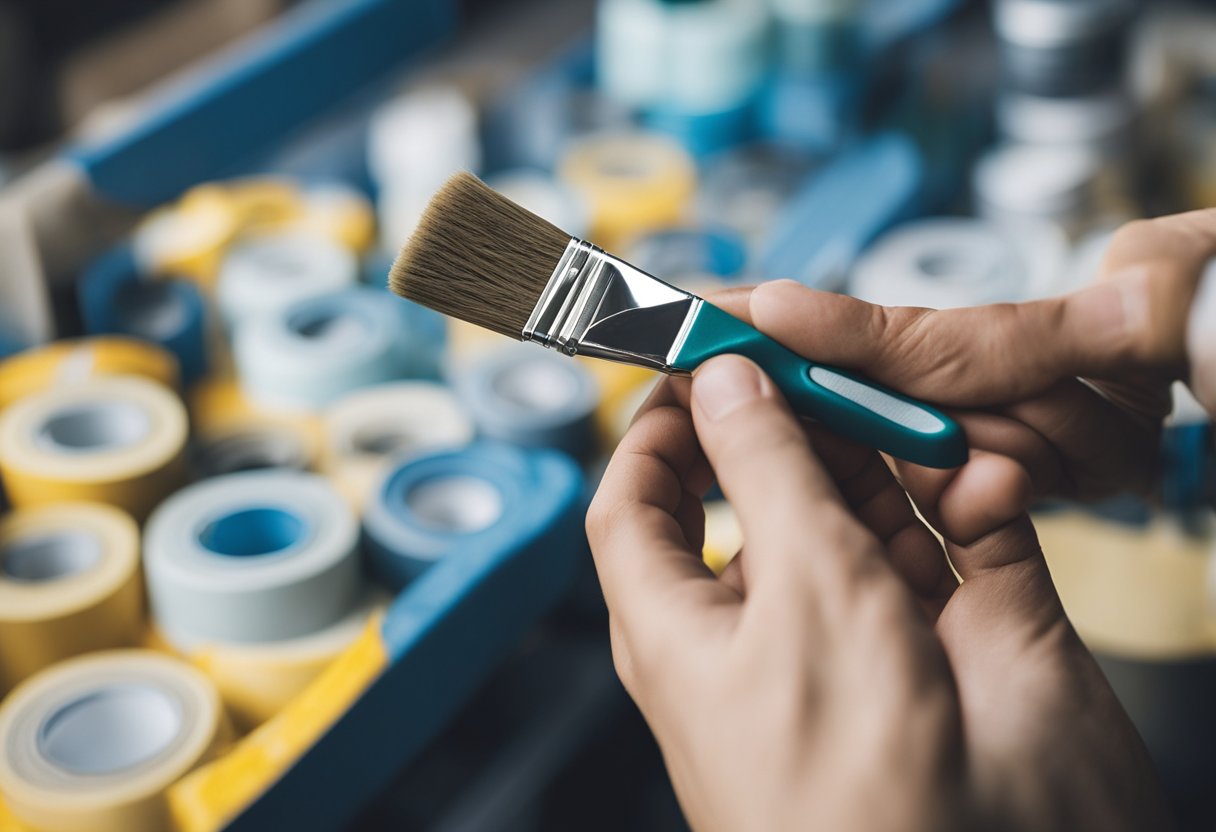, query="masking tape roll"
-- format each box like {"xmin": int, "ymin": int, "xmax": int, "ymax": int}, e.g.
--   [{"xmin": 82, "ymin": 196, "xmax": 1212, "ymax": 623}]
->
[
  {"xmin": 597, "ymin": 0, "xmax": 768, "ymax": 111},
  {"xmin": 0, "ymin": 376, "xmax": 188, "ymax": 521},
  {"xmin": 558, "ymin": 131, "xmax": 695, "ymax": 250},
  {"xmin": 321, "ymin": 382, "xmax": 474, "ymax": 510},
  {"xmin": 233, "ymin": 288, "xmax": 423, "ymax": 411},
  {"xmin": 292, "ymin": 184, "xmax": 376, "ymax": 254},
  {"xmin": 0, "ymin": 503, "xmax": 142, "ymax": 693},
  {"xmin": 219, "ymin": 178, "xmax": 305, "ymax": 239},
  {"xmin": 144, "ymin": 470, "xmax": 361, "ymax": 645},
  {"xmin": 169, "ymin": 616, "xmax": 388, "ymax": 832},
  {"xmin": 78, "ymin": 247, "xmax": 210, "ymax": 385},
  {"xmin": 163, "ymin": 589, "xmax": 387, "ymax": 732},
  {"xmin": 217, "ymin": 232, "xmax": 358, "ymax": 330},
  {"xmin": 972, "ymin": 142, "xmax": 1111, "ymax": 237},
  {"xmin": 367, "ymin": 85, "xmax": 481, "ymax": 194},
  {"xmin": 850, "ymin": 217, "xmax": 1039, "ymax": 309},
  {"xmin": 995, "ymin": 89, "xmax": 1137, "ymax": 157},
  {"xmin": 188, "ymin": 378, "xmax": 322, "ymax": 478},
  {"xmin": 0, "ymin": 338, "xmax": 179, "ymax": 413},
  {"xmin": 0, "ymin": 650, "xmax": 231, "ymax": 832},
  {"xmin": 364, "ymin": 445, "xmax": 523, "ymax": 588},
  {"xmin": 702, "ymin": 500, "xmax": 742, "ymax": 576},
  {"xmin": 132, "ymin": 186, "xmax": 241, "ymax": 288},
  {"xmin": 455, "ymin": 347, "xmax": 600, "ymax": 461},
  {"xmin": 484, "ymin": 170, "xmax": 591, "ymax": 240}
]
